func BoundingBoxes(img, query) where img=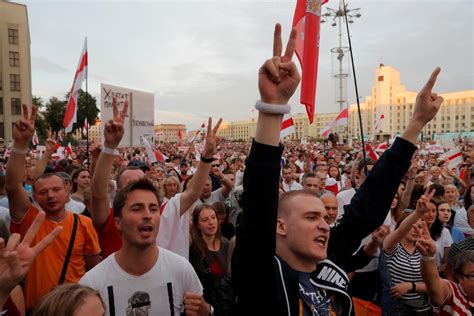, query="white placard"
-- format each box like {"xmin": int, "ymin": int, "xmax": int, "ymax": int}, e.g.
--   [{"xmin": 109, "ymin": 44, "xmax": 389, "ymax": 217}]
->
[{"xmin": 101, "ymin": 83, "xmax": 155, "ymax": 148}]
